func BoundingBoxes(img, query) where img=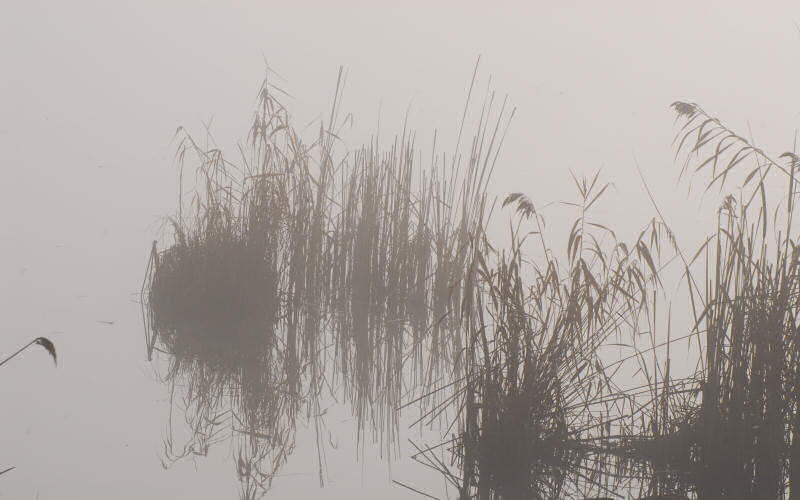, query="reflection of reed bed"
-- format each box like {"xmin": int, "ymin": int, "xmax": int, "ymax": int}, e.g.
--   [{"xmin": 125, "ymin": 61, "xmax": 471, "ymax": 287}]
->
[{"xmin": 163, "ymin": 354, "xmax": 300, "ymax": 500}]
